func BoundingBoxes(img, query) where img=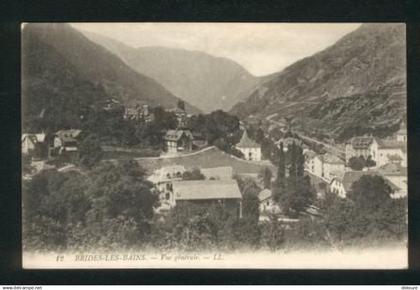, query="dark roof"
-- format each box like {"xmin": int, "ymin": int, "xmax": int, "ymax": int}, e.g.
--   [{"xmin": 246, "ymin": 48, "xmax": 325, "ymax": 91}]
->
[
  {"xmin": 55, "ymin": 129, "xmax": 82, "ymax": 143},
  {"xmin": 164, "ymin": 130, "xmax": 193, "ymax": 142},
  {"xmin": 350, "ymin": 137, "xmax": 374, "ymax": 149},
  {"xmin": 236, "ymin": 130, "xmax": 260, "ymax": 148},
  {"xmin": 172, "ymin": 179, "xmax": 242, "ymax": 200}
]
